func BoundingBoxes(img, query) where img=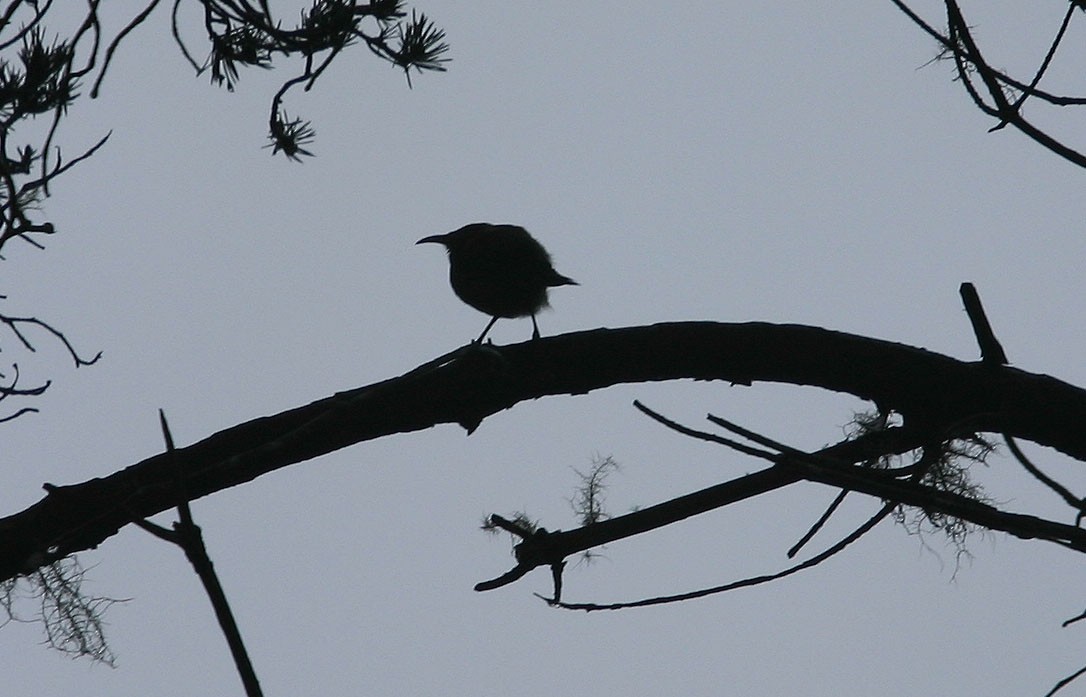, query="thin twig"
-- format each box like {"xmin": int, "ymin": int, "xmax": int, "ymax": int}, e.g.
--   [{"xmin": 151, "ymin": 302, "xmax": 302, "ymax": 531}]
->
[
  {"xmin": 788, "ymin": 489, "xmax": 848, "ymax": 558},
  {"xmin": 152, "ymin": 411, "xmax": 265, "ymax": 697},
  {"xmin": 548, "ymin": 435, "xmax": 947, "ymax": 610},
  {"xmin": 171, "ymin": 0, "xmax": 203, "ymax": 72},
  {"xmin": 90, "ymin": 0, "xmax": 163, "ymax": 98},
  {"xmin": 1046, "ymin": 662, "xmax": 1086, "ymax": 697},
  {"xmin": 632, "ymin": 400, "xmax": 776, "ymax": 462},
  {"xmin": 0, "ymin": 314, "xmax": 103, "ymax": 367},
  {"xmin": 550, "ymin": 501, "xmax": 896, "ymax": 611},
  {"xmin": 888, "ymin": 0, "xmax": 1086, "ymax": 169},
  {"xmin": 1004, "ymin": 435, "xmax": 1085, "ymax": 518},
  {"xmin": 993, "ymin": 2, "xmax": 1076, "ymax": 132}
]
